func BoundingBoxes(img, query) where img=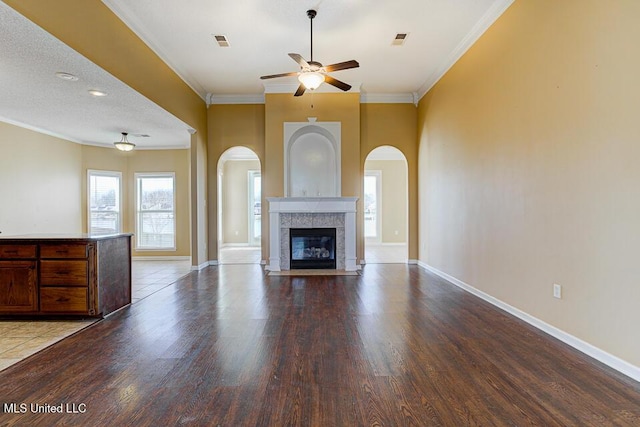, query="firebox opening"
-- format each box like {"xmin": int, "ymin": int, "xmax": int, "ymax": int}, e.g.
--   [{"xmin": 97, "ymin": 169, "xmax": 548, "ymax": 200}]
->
[{"xmin": 290, "ymin": 228, "xmax": 336, "ymax": 269}]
